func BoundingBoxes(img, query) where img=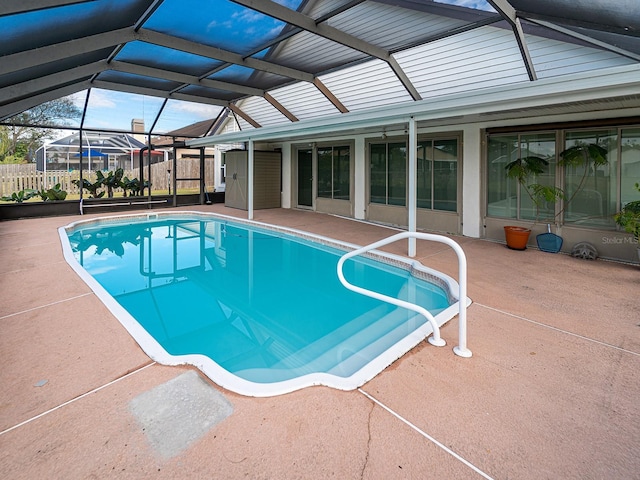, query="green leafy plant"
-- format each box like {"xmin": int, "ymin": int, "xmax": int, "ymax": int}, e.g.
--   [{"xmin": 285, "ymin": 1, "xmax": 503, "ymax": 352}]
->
[
  {"xmin": 614, "ymin": 183, "xmax": 640, "ymax": 242},
  {"xmin": 72, "ymin": 174, "xmax": 105, "ymax": 198},
  {"xmin": 121, "ymin": 177, "xmax": 149, "ymax": 197},
  {"xmin": 1, "ymin": 189, "xmax": 37, "ymax": 203},
  {"xmin": 505, "ymin": 143, "xmax": 609, "ymax": 223},
  {"xmin": 557, "ymin": 143, "xmax": 608, "ymax": 208},
  {"xmin": 35, "ymin": 183, "xmax": 68, "ymax": 201},
  {"xmin": 505, "ymin": 156, "xmax": 564, "ymax": 221},
  {"xmin": 98, "ymin": 168, "xmax": 124, "ymax": 198}
]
